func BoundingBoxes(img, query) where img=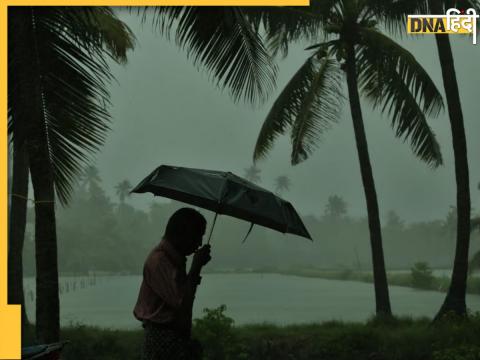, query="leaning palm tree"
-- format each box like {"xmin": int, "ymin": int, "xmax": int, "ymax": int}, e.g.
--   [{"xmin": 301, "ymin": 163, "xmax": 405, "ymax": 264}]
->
[
  {"xmin": 8, "ymin": 7, "xmax": 134, "ymax": 342},
  {"xmin": 253, "ymin": 0, "xmax": 444, "ymax": 316},
  {"xmin": 115, "ymin": 180, "xmax": 132, "ymax": 204},
  {"xmin": 244, "ymin": 164, "xmax": 262, "ymax": 184},
  {"xmin": 274, "ymin": 175, "xmax": 291, "ymax": 195},
  {"xmin": 381, "ymin": 0, "xmax": 478, "ymax": 318}
]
